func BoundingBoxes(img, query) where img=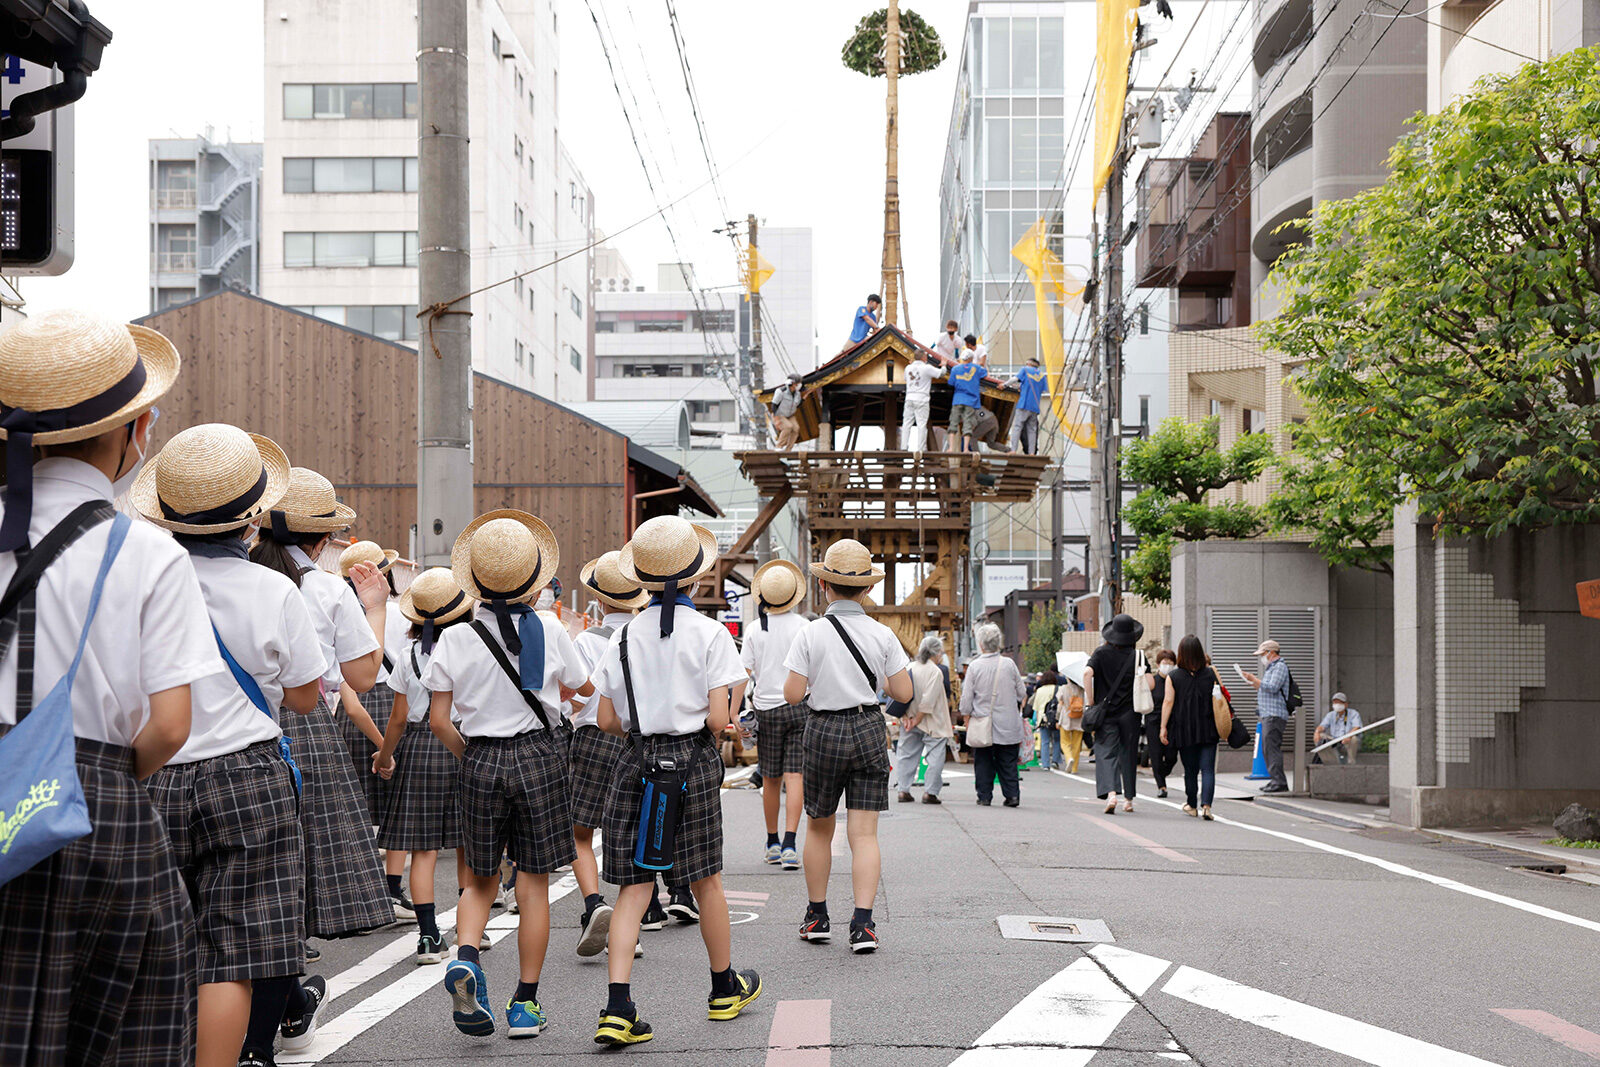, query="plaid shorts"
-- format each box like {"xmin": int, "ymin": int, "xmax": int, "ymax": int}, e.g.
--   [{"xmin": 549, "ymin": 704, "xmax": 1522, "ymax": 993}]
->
[
  {"xmin": 459, "ymin": 729, "xmax": 576, "ymax": 876},
  {"xmin": 569, "ymin": 724, "xmax": 626, "ymax": 830},
  {"xmin": 0, "ymin": 739, "xmax": 196, "ymax": 1067},
  {"xmin": 949, "ymin": 403, "xmax": 980, "ymax": 435},
  {"xmin": 756, "ymin": 701, "xmax": 808, "ymax": 777},
  {"xmin": 145, "ymin": 741, "xmax": 305, "ymax": 984},
  {"xmin": 282, "ymin": 702, "xmax": 393, "ymax": 938},
  {"xmin": 377, "ymin": 723, "xmax": 461, "ymax": 852},
  {"xmin": 339, "ymin": 685, "xmax": 394, "ymax": 823},
  {"xmin": 803, "ymin": 706, "xmax": 892, "ymax": 817},
  {"xmin": 601, "ymin": 732, "xmax": 724, "ymax": 887}
]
